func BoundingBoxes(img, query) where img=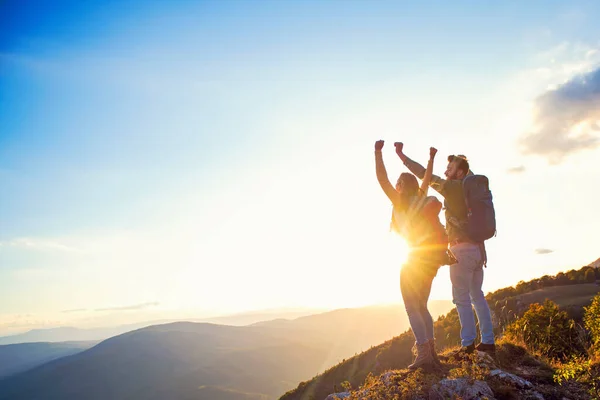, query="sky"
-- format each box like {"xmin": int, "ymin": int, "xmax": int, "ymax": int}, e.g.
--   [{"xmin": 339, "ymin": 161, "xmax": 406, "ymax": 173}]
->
[{"xmin": 1, "ymin": 0, "xmax": 600, "ymax": 336}]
